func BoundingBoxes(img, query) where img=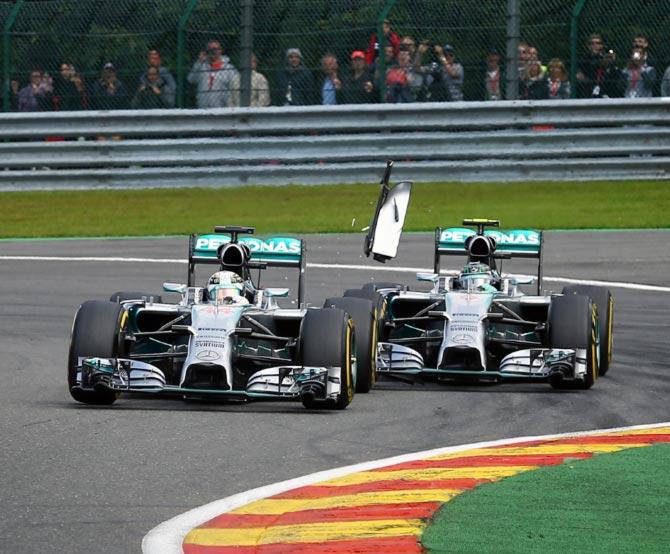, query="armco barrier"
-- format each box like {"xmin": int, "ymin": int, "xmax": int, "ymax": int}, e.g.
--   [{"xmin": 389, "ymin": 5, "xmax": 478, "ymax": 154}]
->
[{"xmin": 1, "ymin": 99, "xmax": 670, "ymax": 190}]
